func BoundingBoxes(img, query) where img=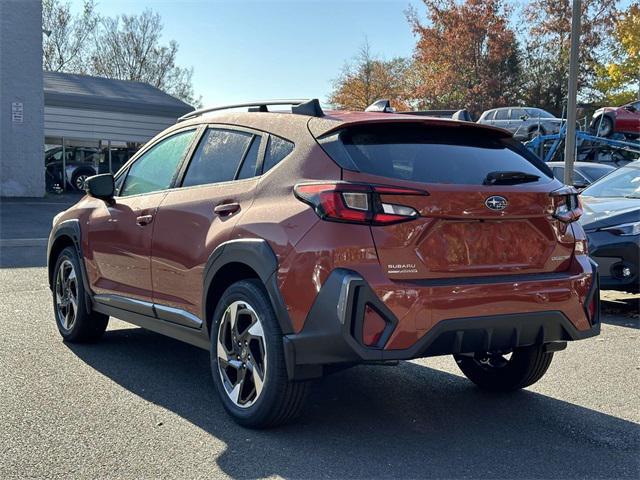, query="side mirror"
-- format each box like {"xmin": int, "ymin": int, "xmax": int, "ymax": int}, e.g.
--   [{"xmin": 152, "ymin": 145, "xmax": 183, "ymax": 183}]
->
[
  {"xmin": 85, "ymin": 173, "xmax": 115, "ymax": 201},
  {"xmin": 520, "ymin": 114, "xmax": 529, "ymax": 121},
  {"xmin": 573, "ymin": 179, "xmax": 589, "ymax": 189}
]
